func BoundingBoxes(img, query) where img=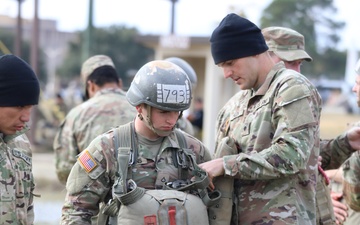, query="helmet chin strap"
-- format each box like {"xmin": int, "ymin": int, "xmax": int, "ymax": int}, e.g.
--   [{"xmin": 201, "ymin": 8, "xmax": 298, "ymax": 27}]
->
[{"xmin": 143, "ymin": 105, "xmax": 174, "ymax": 137}]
